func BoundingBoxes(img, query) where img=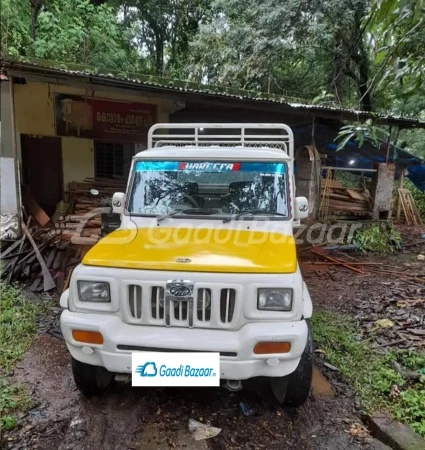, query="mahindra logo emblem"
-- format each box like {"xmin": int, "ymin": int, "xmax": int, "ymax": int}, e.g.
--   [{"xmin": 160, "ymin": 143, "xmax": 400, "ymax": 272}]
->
[
  {"xmin": 169, "ymin": 286, "xmax": 191, "ymax": 297},
  {"xmin": 176, "ymin": 258, "xmax": 191, "ymax": 263},
  {"xmin": 299, "ymin": 204, "xmax": 308, "ymax": 212}
]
